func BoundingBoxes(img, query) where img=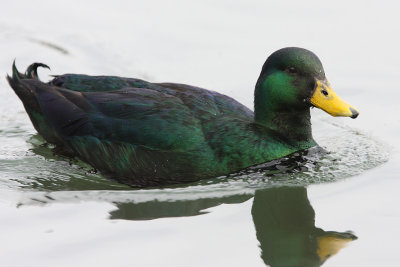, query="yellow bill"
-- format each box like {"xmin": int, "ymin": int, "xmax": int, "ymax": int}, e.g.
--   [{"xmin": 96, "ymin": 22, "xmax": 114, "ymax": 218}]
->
[{"xmin": 311, "ymin": 79, "xmax": 359, "ymax": 118}]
